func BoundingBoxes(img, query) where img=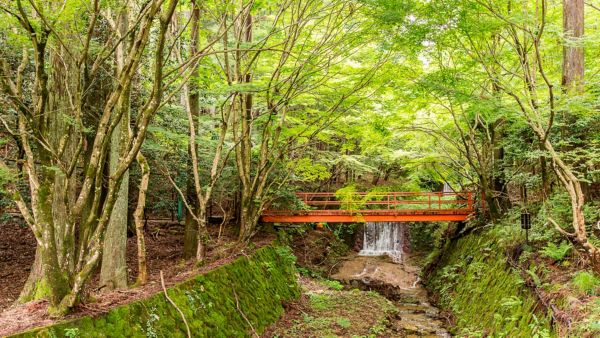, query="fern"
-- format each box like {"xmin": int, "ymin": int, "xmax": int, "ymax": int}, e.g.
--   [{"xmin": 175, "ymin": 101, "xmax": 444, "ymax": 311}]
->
[
  {"xmin": 572, "ymin": 271, "xmax": 600, "ymax": 295},
  {"xmin": 525, "ymin": 267, "xmax": 542, "ymax": 287},
  {"xmin": 540, "ymin": 241, "xmax": 571, "ymax": 262}
]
